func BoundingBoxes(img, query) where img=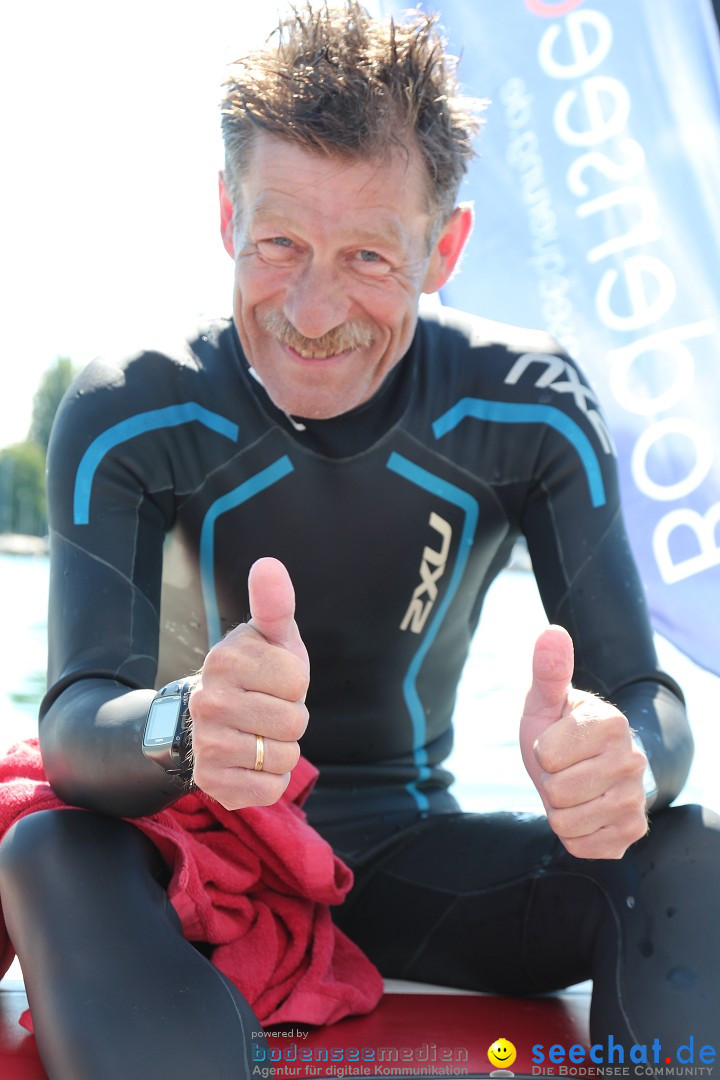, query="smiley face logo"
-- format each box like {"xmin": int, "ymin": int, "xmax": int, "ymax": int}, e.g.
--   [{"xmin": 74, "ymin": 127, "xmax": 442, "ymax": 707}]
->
[{"xmin": 488, "ymin": 1037, "xmax": 517, "ymax": 1069}]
